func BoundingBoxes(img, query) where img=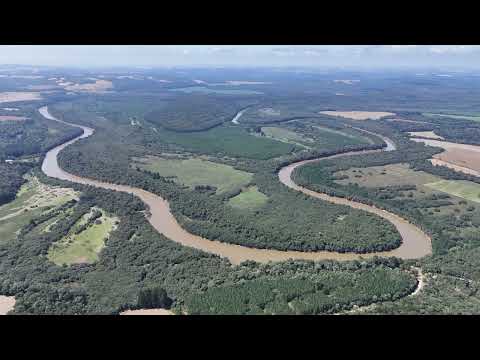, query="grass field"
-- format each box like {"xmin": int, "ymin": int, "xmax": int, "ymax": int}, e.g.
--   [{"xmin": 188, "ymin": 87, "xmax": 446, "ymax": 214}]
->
[
  {"xmin": 170, "ymin": 86, "xmax": 263, "ymax": 95},
  {"xmin": 155, "ymin": 126, "xmax": 297, "ymax": 160},
  {"xmin": 0, "ymin": 176, "xmax": 78, "ymax": 244},
  {"xmin": 47, "ymin": 208, "xmax": 117, "ymax": 265},
  {"xmin": 261, "ymin": 127, "xmax": 312, "ymax": 148},
  {"xmin": 333, "ymin": 163, "xmax": 480, "ymax": 219},
  {"xmin": 425, "ymin": 180, "xmax": 480, "ymax": 204},
  {"xmin": 334, "ymin": 163, "xmax": 440, "ymax": 188},
  {"xmin": 319, "ymin": 111, "xmax": 395, "ymax": 120},
  {"xmin": 423, "ymin": 113, "xmax": 480, "ymax": 123},
  {"xmin": 228, "ymin": 186, "xmax": 269, "ymax": 210},
  {"xmin": 133, "ymin": 156, "xmax": 253, "ymax": 194}
]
